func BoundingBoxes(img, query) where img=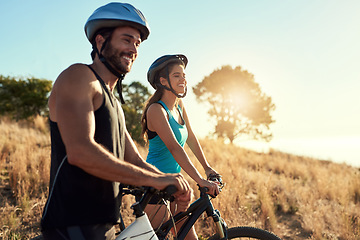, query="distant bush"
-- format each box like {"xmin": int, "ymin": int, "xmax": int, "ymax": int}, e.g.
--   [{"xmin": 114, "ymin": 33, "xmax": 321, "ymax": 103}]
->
[{"xmin": 0, "ymin": 75, "xmax": 52, "ymax": 120}]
